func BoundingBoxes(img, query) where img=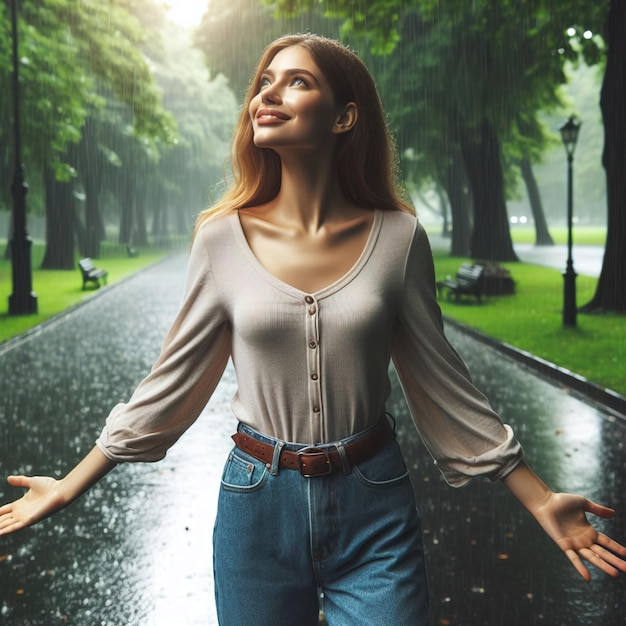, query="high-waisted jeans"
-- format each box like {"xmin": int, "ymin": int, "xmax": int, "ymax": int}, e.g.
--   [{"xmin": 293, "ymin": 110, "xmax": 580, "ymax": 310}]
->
[{"xmin": 213, "ymin": 420, "xmax": 430, "ymax": 625}]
